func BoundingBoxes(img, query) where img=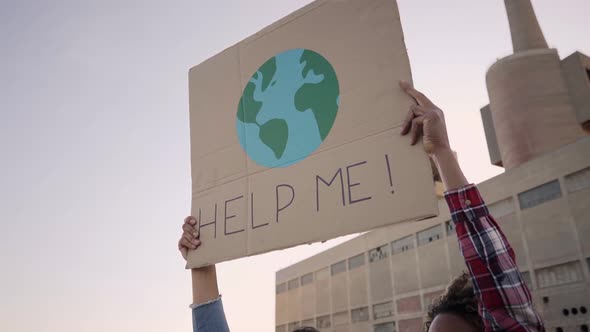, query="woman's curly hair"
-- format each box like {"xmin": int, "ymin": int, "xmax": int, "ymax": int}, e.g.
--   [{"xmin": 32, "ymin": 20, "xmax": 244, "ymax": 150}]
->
[
  {"xmin": 423, "ymin": 272, "xmax": 484, "ymax": 331},
  {"xmin": 293, "ymin": 328, "xmax": 318, "ymax": 332}
]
